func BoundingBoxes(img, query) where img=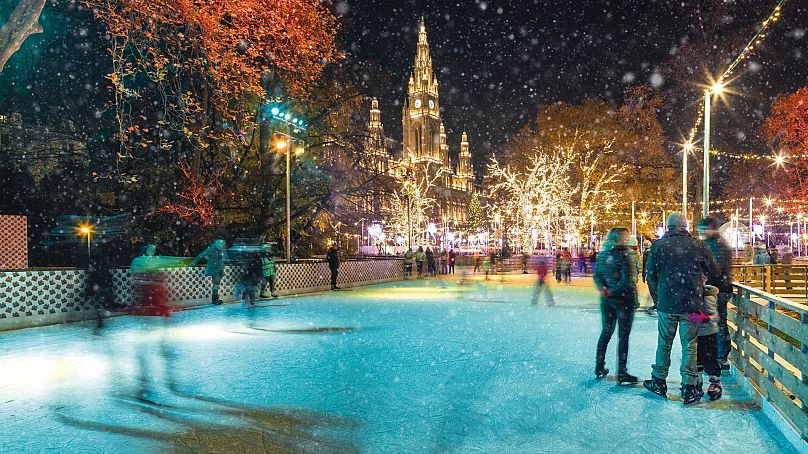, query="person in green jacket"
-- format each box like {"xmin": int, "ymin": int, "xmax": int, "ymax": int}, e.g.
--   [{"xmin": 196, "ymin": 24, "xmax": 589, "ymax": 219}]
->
[
  {"xmin": 260, "ymin": 244, "xmax": 278, "ymax": 299},
  {"xmin": 404, "ymin": 248, "xmax": 414, "ymax": 278},
  {"xmin": 191, "ymin": 239, "xmax": 228, "ymax": 305}
]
